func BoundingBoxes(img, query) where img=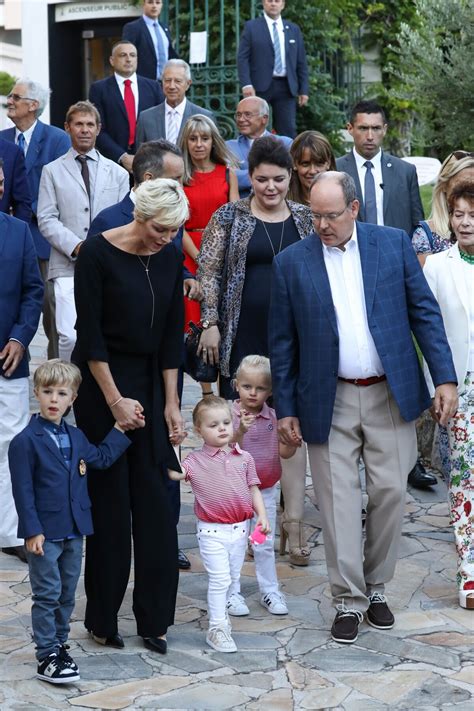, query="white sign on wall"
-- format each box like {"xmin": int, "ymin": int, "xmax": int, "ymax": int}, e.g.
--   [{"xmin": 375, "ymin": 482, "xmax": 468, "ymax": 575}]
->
[{"xmin": 55, "ymin": 1, "xmax": 140, "ymax": 23}]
